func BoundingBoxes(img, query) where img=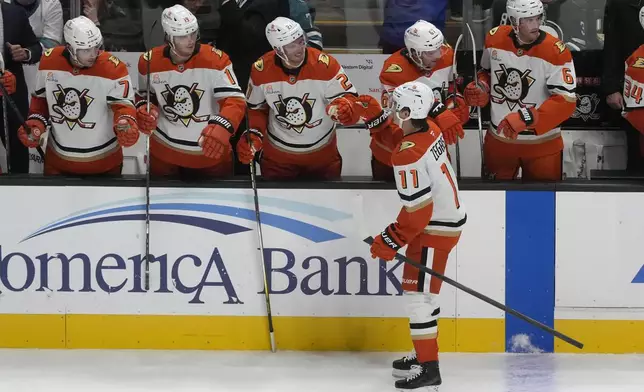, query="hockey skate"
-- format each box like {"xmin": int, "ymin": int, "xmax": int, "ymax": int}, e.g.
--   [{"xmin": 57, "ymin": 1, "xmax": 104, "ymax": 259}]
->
[
  {"xmin": 392, "ymin": 352, "xmax": 419, "ymax": 378},
  {"xmin": 394, "ymin": 362, "xmax": 441, "ymax": 391}
]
